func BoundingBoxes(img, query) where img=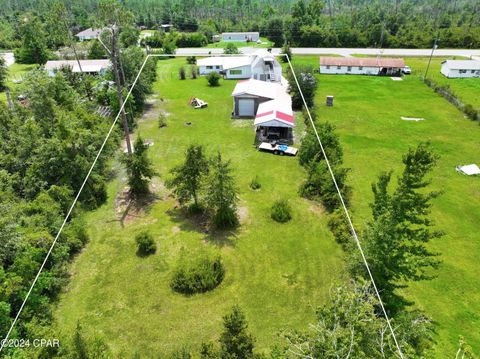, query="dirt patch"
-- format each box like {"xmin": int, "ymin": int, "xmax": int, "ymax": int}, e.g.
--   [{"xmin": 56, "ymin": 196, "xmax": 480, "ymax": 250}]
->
[
  {"xmin": 238, "ymin": 206, "xmax": 250, "ymax": 225},
  {"xmin": 114, "ymin": 186, "xmax": 160, "ymax": 225},
  {"xmin": 308, "ymin": 202, "xmax": 326, "ymax": 216}
]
